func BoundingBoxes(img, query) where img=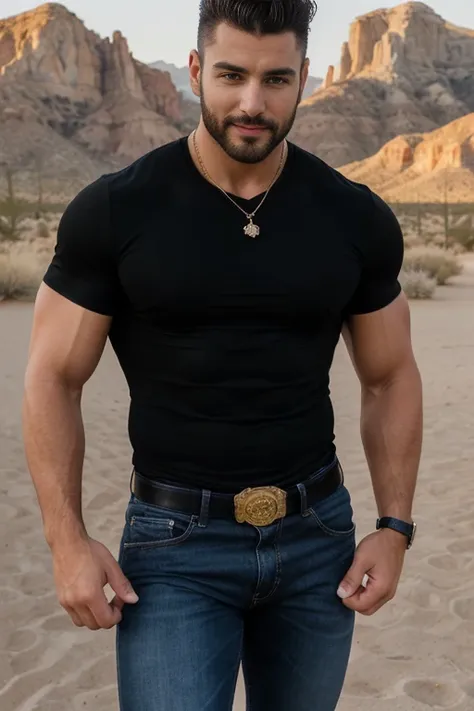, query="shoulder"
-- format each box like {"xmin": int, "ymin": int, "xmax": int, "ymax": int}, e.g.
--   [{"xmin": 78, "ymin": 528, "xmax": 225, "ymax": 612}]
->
[
  {"xmin": 100, "ymin": 137, "xmax": 186, "ymax": 201},
  {"xmin": 62, "ymin": 137, "xmax": 186, "ymax": 228},
  {"xmin": 290, "ymin": 142, "xmax": 402, "ymax": 242},
  {"xmin": 289, "ymin": 142, "xmax": 391, "ymax": 219}
]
